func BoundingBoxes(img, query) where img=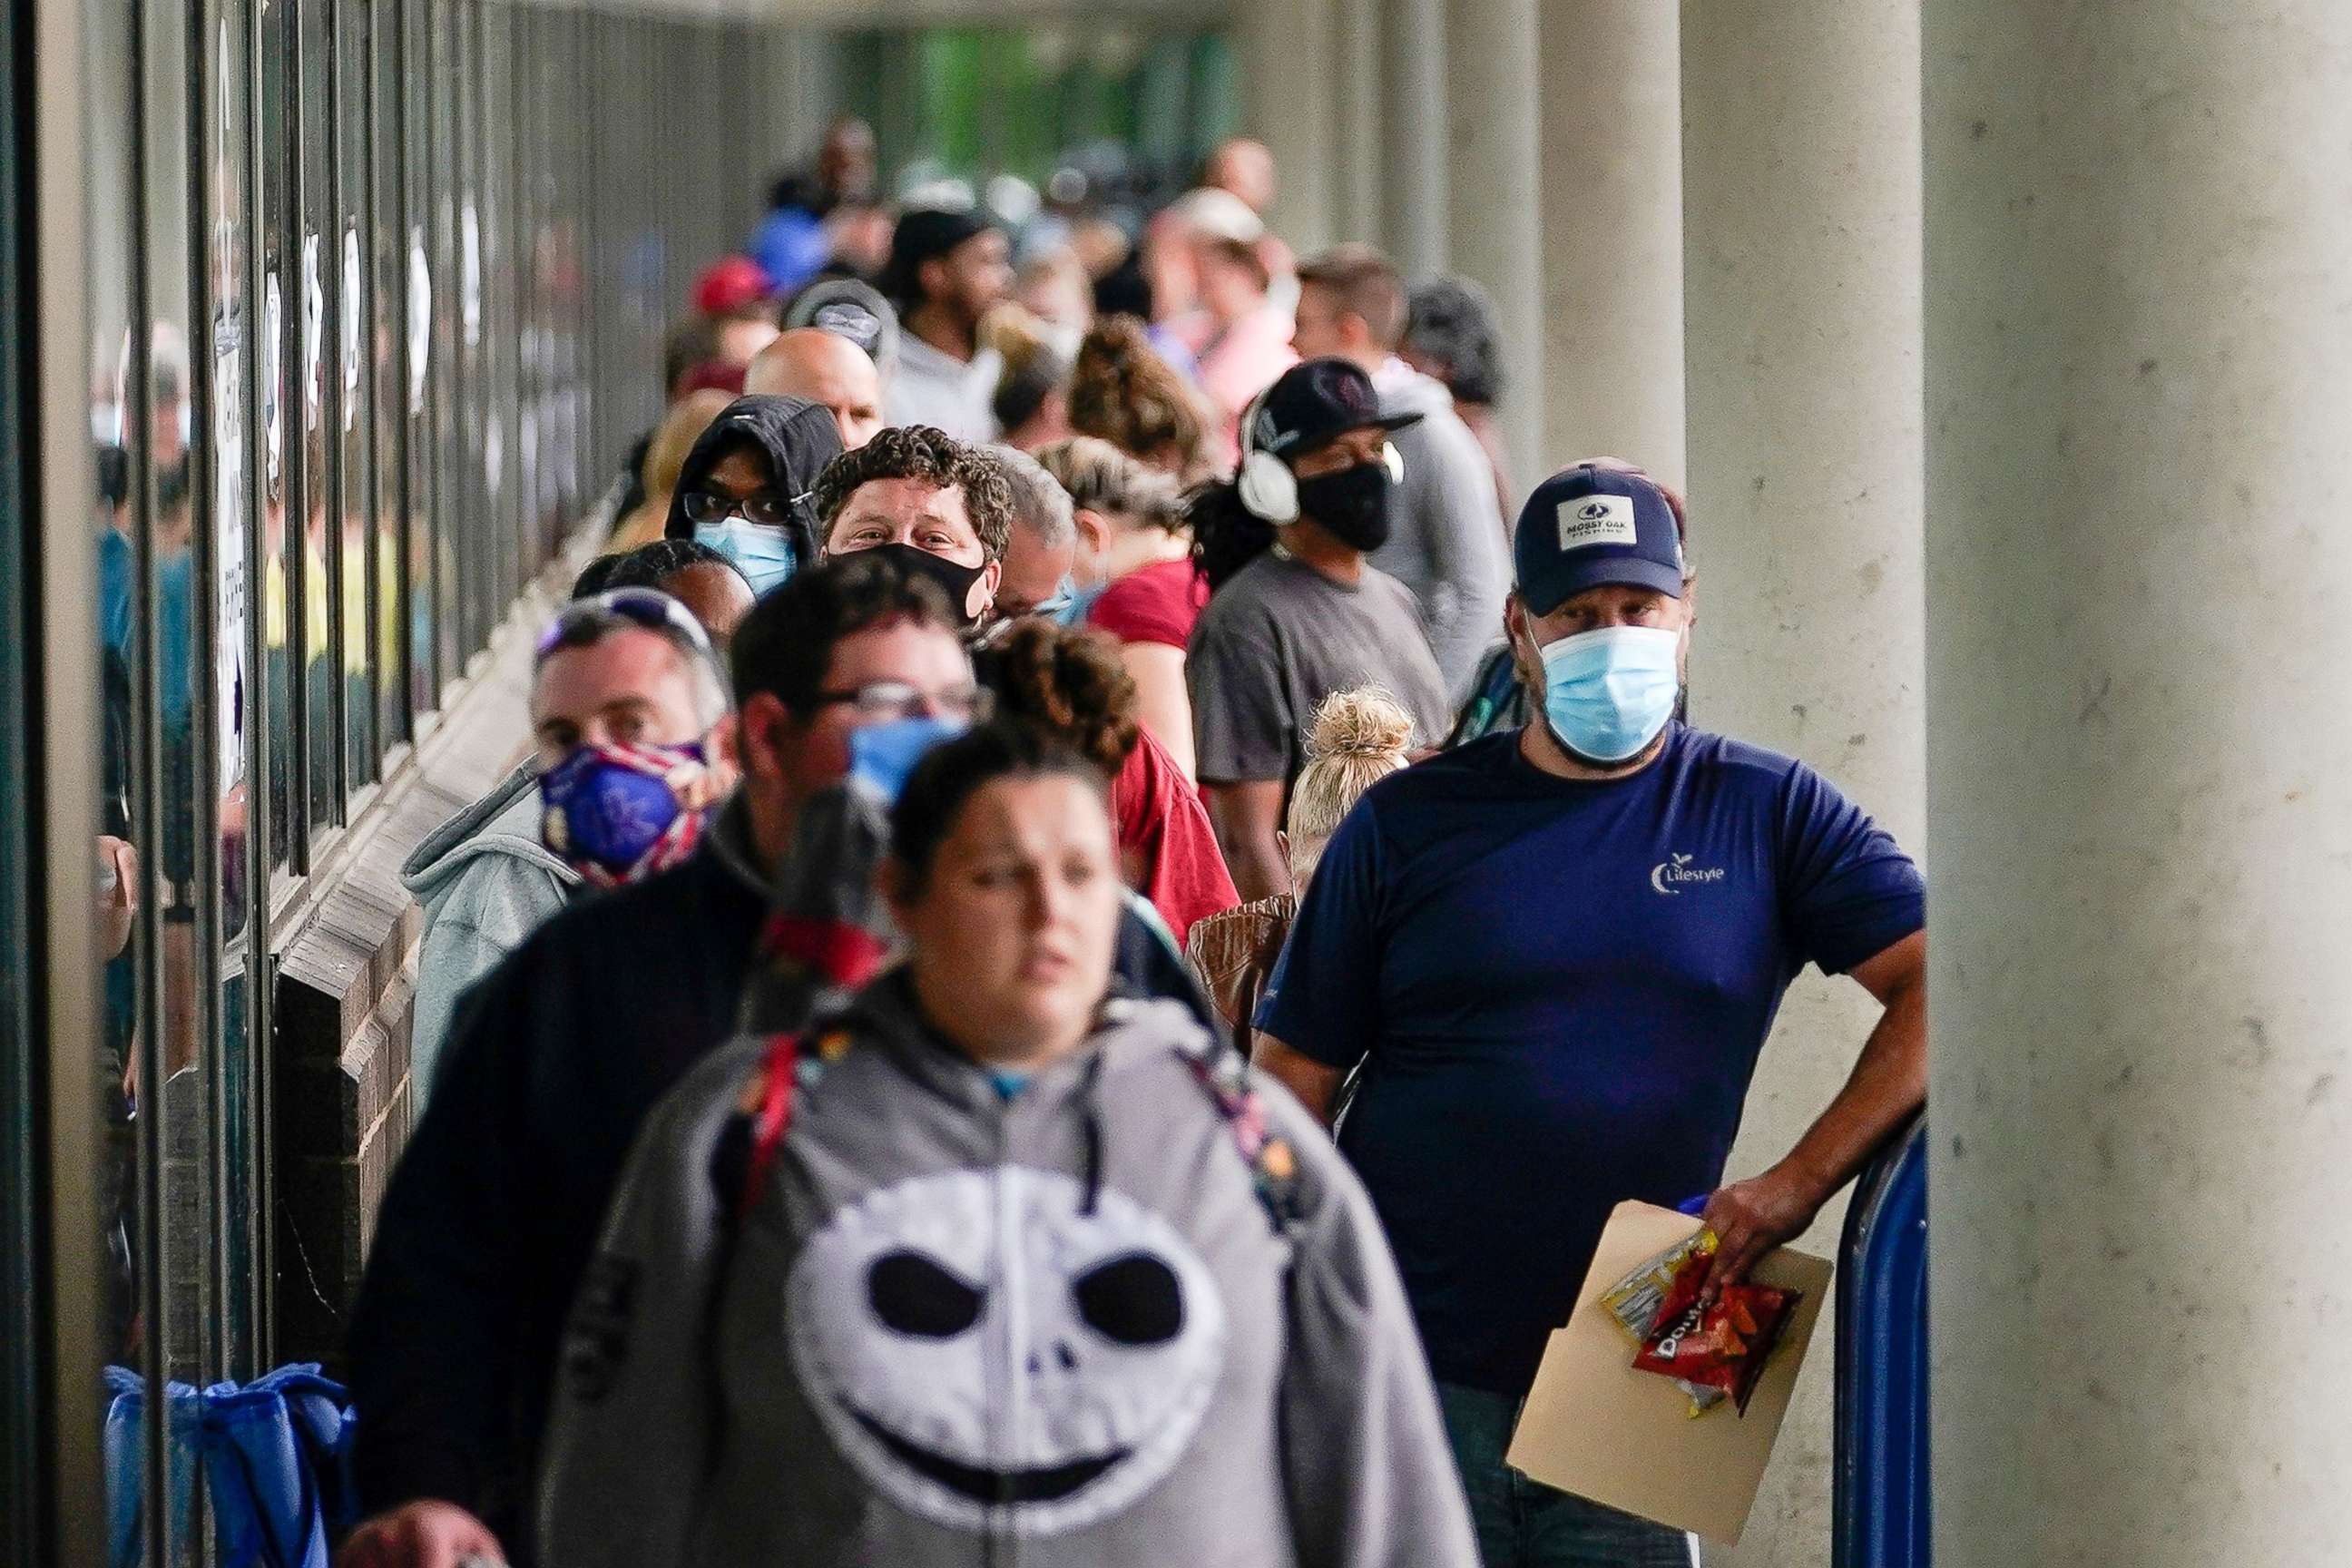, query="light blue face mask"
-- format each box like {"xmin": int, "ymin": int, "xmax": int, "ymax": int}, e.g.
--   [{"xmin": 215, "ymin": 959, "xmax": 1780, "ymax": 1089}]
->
[
  {"xmin": 1051, "ymin": 578, "xmax": 1106, "ymax": 628},
  {"xmin": 1032, "ymin": 573, "xmax": 1081, "ymax": 624},
  {"xmin": 847, "ymin": 715, "xmax": 968, "ymax": 804},
  {"xmin": 1534, "ymin": 624, "xmax": 1681, "ymax": 763},
  {"xmin": 692, "ymin": 518, "xmax": 798, "ymax": 599}
]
